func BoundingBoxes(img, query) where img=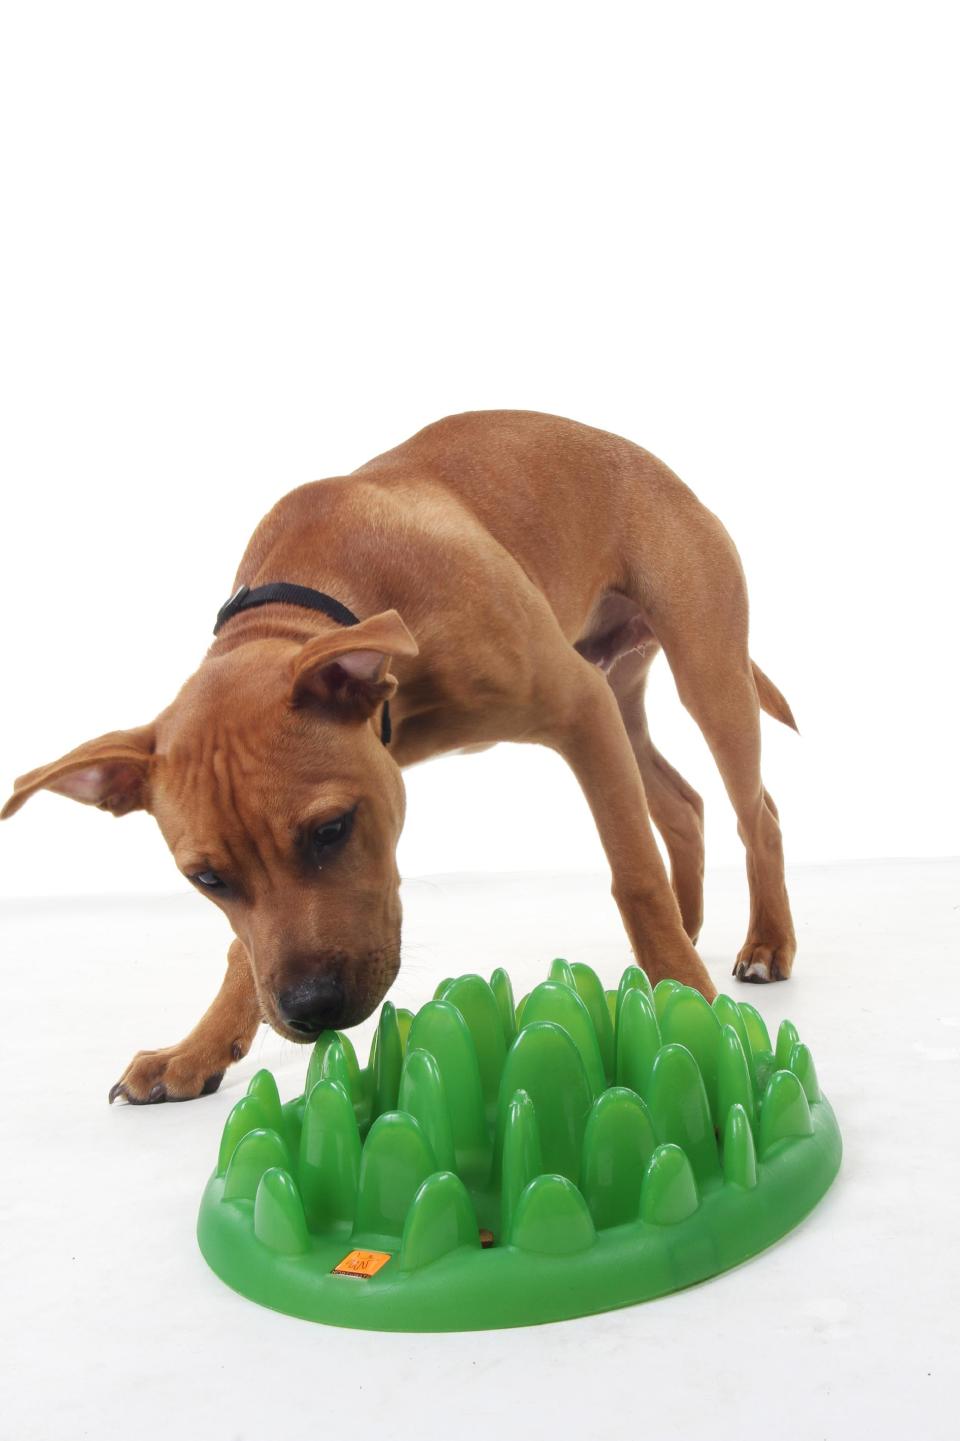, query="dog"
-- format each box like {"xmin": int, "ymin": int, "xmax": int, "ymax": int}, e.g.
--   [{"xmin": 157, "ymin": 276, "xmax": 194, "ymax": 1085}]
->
[{"xmin": 2, "ymin": 411, "xmax": 798, "ymax": 1103}]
